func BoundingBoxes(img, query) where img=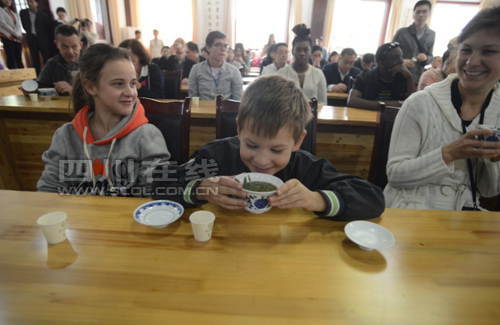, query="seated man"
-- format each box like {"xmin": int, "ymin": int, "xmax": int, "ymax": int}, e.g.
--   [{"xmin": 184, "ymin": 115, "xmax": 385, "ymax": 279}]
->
[
  {"xmin": 153, "ymin": 75, "xmax": 385, "ymax": 220},
  {"xmin": 261, "ymin": 43, "xmax": 288, "ymax": 75},
  {"xmin": 353, "ymin": 53, "xmax": 375, "ymax": 72},
  {"xmin": 183, "ymin": 41, "xmax": 204, "ymax": 78},
  {"xmin": 159, "ymin": 41, "xmax": 186, "ymax": 74},
  {"xmin": 322, "ymin": 48, "xmax": 360, "ymax": 93},
  {"xmin": 188, "ymin": 31, "xmax": 242, "ymax": 101},
  {"xmin": 347, "ymin": 42, "xmax": 416, "ymax": 110},
  {"xmin": 37, "ymin": 24, "xmax": 81, "ymax": 95}
]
